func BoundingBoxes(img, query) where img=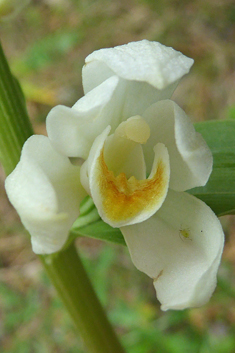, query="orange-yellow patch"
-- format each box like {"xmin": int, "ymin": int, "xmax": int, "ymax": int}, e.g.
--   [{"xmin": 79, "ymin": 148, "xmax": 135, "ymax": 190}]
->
[{"xmin": 96, "ymin": 149, "xmax": 168, "ymax": 223}]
